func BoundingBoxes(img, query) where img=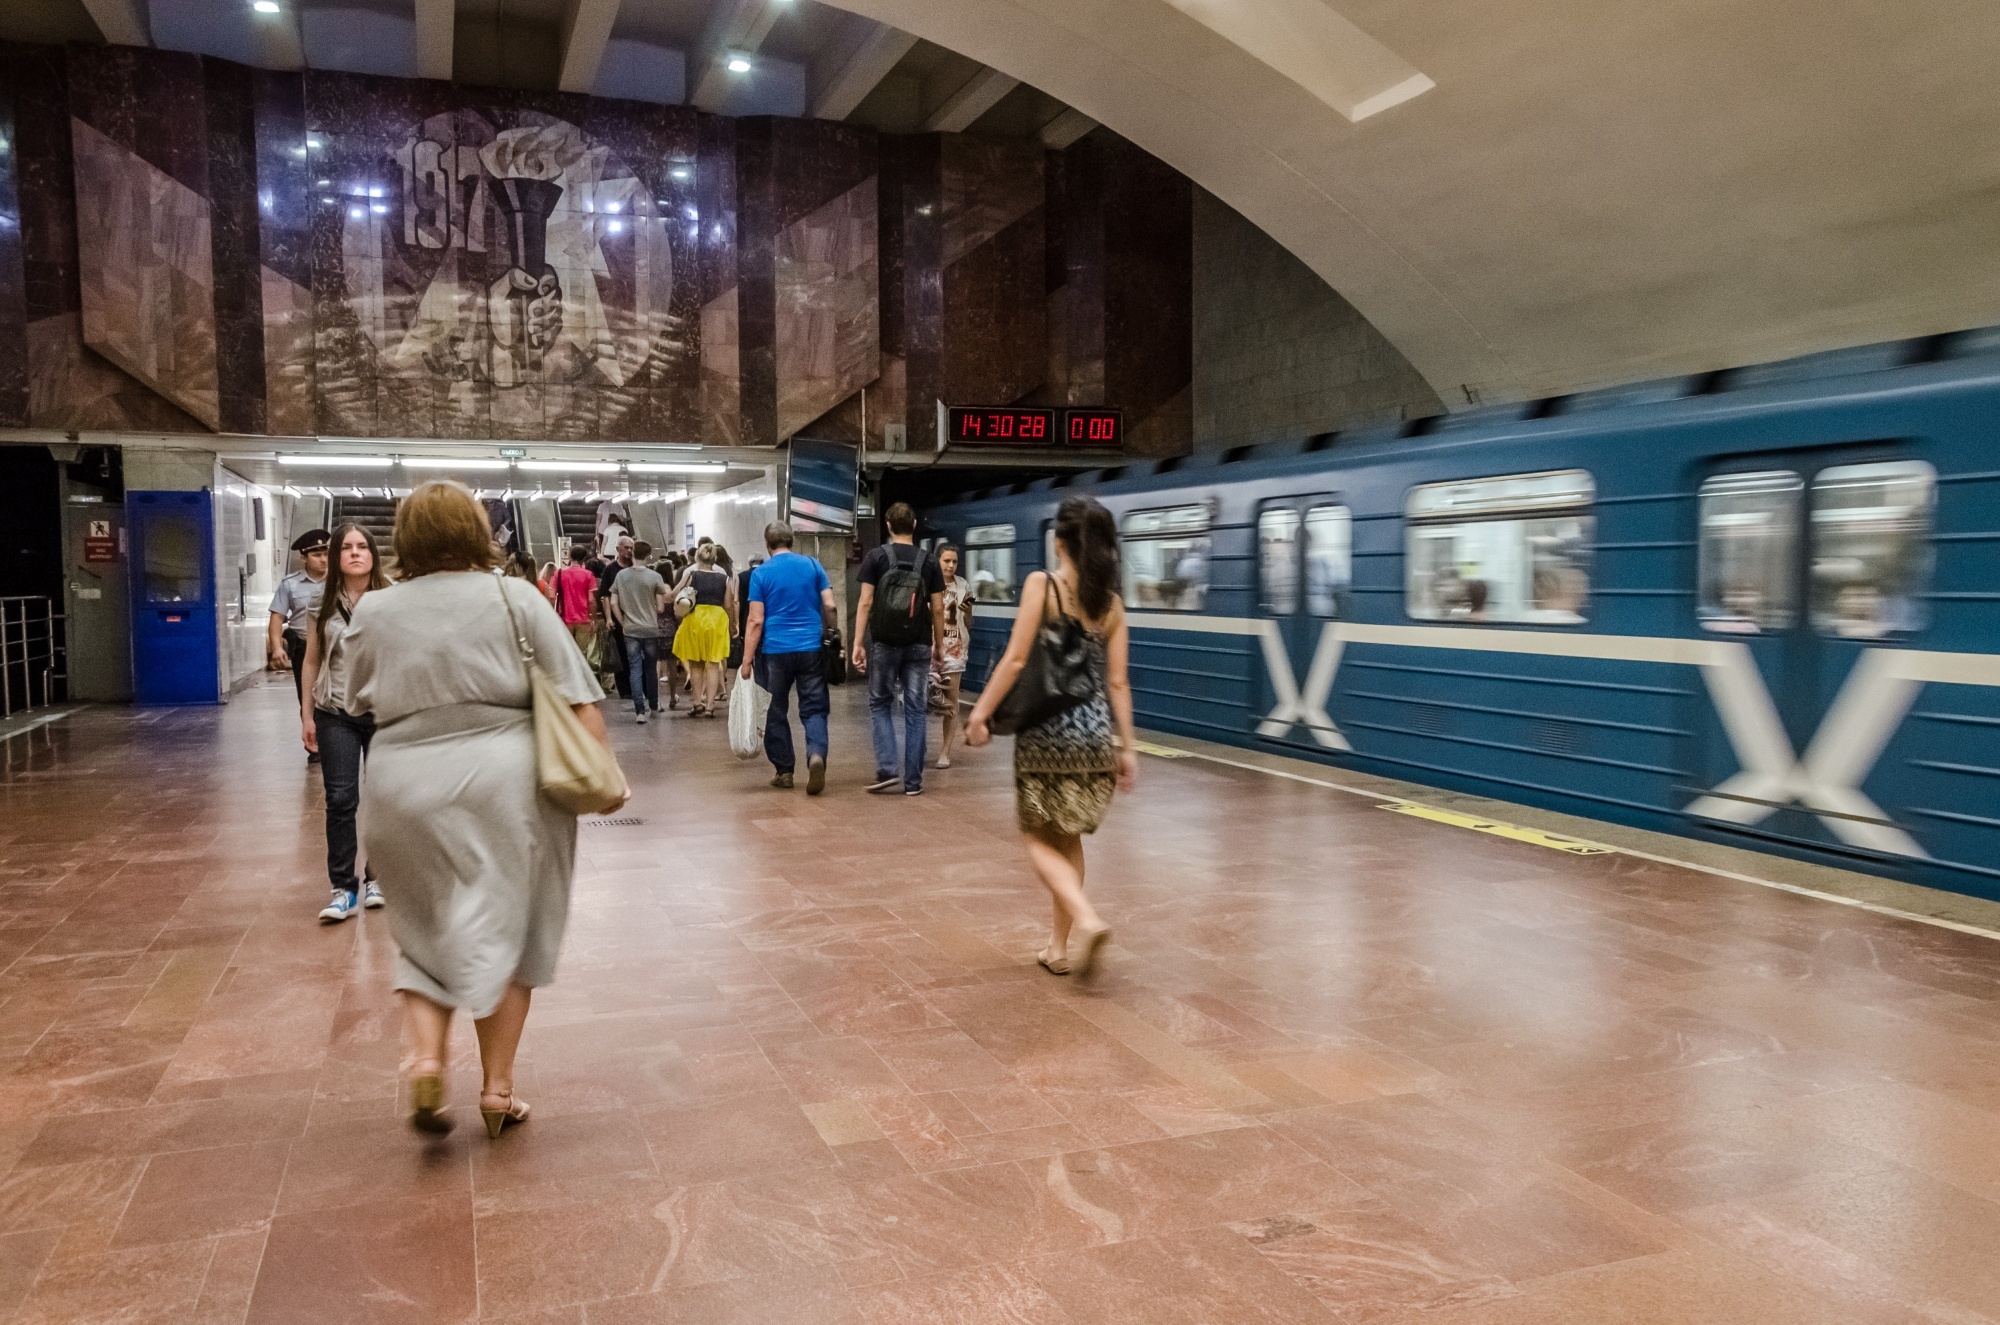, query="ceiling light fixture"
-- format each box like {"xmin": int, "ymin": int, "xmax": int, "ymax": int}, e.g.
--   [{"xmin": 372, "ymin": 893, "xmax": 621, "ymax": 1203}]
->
[
  {"xmin": 518, "ymin": 460, "xmax": 618, "ymax": 473},
  {"xmin": 400, "ymin": 457, "xmax": 510, "ymax": 470},
  {"xmin": 628, "ymin": 462, "xmax": 725, "ymax": 474},
  {"xmin": 278, "ymin": 454, "xmax": 393, "ymax": 468},
  {"xmin": 726, "ymin": 54, "xmax": 752, "ymax": 73},
  {"xmin": 252, "ymin": 1, "xmax": 281, "ymax": 12}
]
